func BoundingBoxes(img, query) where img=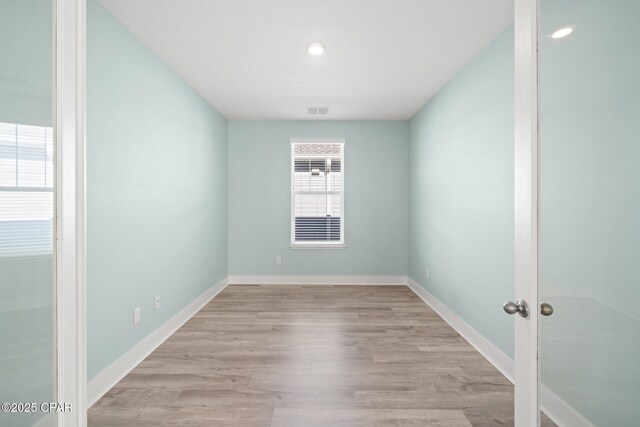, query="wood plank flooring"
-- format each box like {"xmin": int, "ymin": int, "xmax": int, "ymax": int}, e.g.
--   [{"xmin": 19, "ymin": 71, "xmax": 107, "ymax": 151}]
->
[{"xmin": 89, "ymin": 285, "xmax": 556, "ymax": 426}]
